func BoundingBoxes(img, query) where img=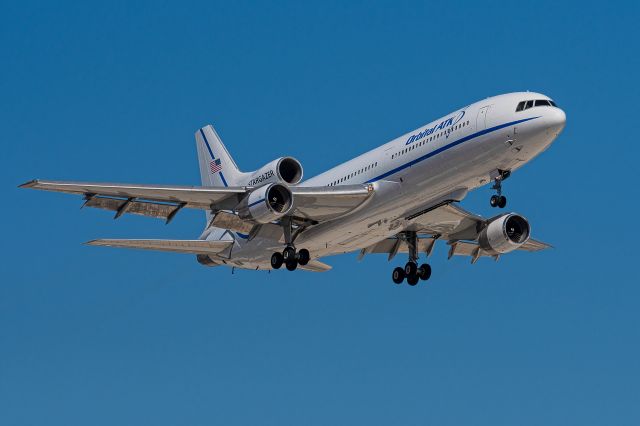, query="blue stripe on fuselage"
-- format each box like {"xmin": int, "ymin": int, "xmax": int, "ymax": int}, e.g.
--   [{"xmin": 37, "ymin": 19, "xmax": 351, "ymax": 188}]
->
[{"xmin": 367, "ymin": 116, "xmax": 540, "ymax": 183}]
